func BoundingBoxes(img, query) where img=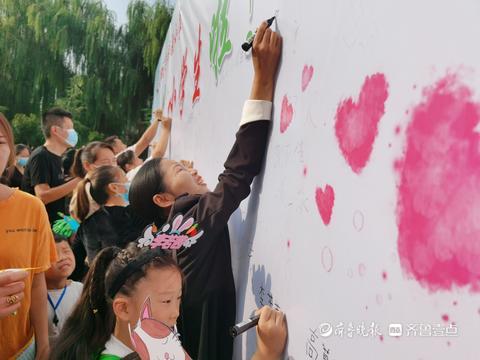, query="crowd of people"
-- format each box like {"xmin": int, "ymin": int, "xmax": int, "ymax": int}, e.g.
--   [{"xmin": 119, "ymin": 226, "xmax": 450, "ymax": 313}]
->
[{"xmin": 0, "ymin": 21, "xmax": 286, "ymax": 359}]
